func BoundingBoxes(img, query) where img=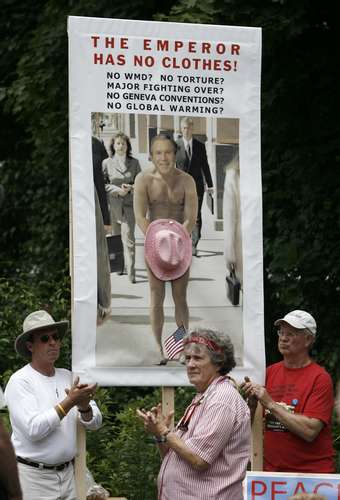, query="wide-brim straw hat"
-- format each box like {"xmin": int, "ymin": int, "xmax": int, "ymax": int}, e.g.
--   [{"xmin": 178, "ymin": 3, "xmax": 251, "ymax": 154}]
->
[
  {"xmin": 15, "ymin": 310, "xmax": 69, "ymax": 359},
  {"xmin": 145, "ymin": 219, "xmax": 192, "ymax": 281}
]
